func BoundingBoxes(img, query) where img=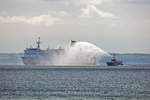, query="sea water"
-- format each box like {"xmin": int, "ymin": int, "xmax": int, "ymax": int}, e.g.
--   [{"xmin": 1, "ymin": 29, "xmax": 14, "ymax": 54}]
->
[{"xmin": 0, "ymin": 65, "xmax": 150, "ymax": 100}]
